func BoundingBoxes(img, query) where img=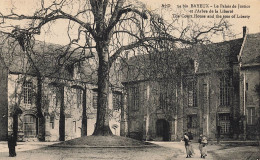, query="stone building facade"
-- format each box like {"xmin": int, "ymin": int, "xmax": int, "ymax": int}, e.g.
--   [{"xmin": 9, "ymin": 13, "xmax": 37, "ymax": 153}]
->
[
  {"xmin": 0, "ymin": 40, "xmax": 122, "ymax": 141},
  {"xmin": 4, "ymin": 74, "xmax": 121, "ymax": 141},
  {"xmin": 121, "ymin": 27, "xmax": 260, "ymax": 141}
]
